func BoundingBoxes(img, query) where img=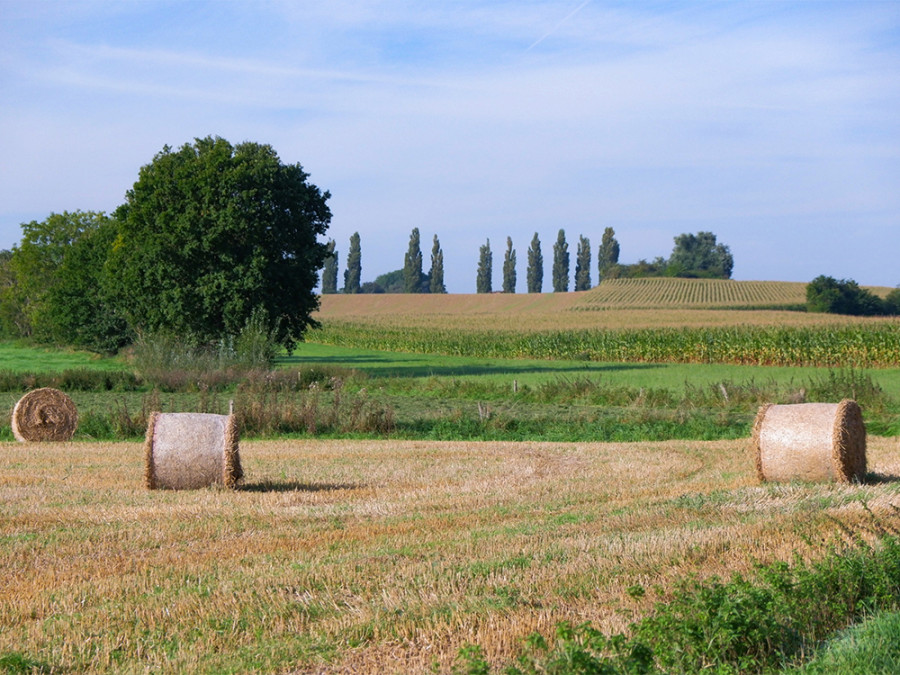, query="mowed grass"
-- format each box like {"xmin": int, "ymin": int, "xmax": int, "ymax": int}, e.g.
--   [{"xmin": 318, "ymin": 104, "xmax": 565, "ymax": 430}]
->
[{"xmin": 2, "ymin": 437, "xmax": 900, "ymax": 673}]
